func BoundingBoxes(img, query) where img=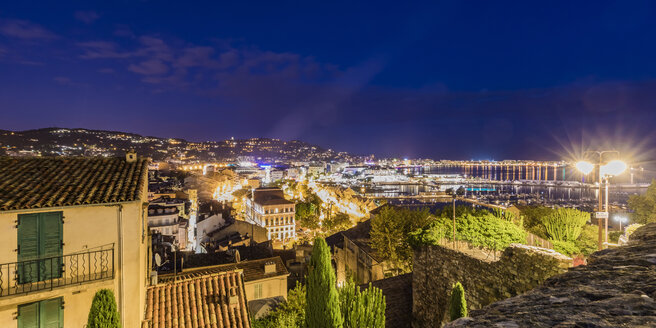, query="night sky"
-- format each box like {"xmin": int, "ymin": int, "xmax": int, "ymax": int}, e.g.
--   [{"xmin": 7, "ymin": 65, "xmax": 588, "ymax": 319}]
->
[{"xmin": 2, "ymin": 1, "xmax": 656, "ymax": 161}]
